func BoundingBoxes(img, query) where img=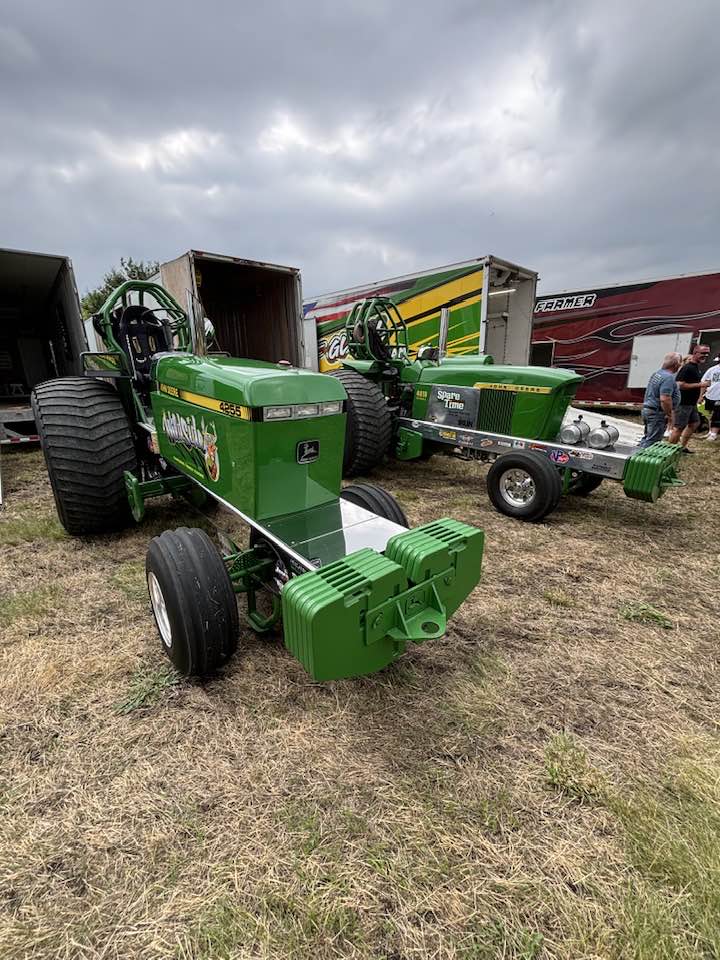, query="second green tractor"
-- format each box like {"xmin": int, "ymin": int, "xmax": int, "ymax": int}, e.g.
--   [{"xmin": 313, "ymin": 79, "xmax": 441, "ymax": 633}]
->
[{"xmin": 332, "ymin": 297, "xmax": 683, "ymax": 522}]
